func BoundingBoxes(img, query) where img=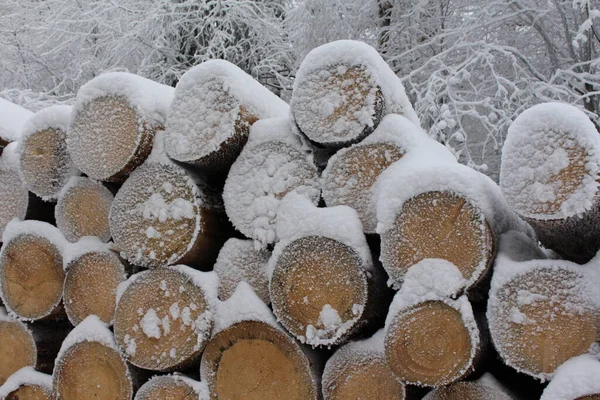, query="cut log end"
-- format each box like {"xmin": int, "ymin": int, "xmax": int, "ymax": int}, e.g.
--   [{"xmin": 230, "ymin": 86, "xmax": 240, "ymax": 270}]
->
[
  {"xmin": 64, "ymin": 251, "xmax": 125, "ymax": 326},
  {"xmin": 135, "ymin": 375, "xmax": 200, "ymax": 400},
  {"xmin": 0, "ymin": 321, "xmax": 36, "ymax": 385},
  {"xmin": 270, "ymin": 235, "xmax": 368, "ymax": 346},
  {"xmin": 53, "ymin": 341, "xmax": 132, "ymax": 400},
  {"xmin": 55, "ymin": 178, "xmax": 113, "ymax": 243},
  {"xmin": 0, "ymin": 235, "xmax": 64, "ymax": 320},
  {"xmin": 292, "ymin": 65, "xmax": 385, "ymax": 146},
  {"xmin": 114, "ymin": 268, "xmax": 213, "ymax": 371},
  {"xmin": 323, "ymin": 142, "xmax": 403, "ymax": 233},
  {"xmin": 201, "ymin": 320, "xmax": 317, "ymax": 400},
  {"xmin": 381, "ymin": 191, "xmax": 494, "ymax": 289},
  {"xmin": 385, "ymin": 300, "xmax": 476, "ymax": 387},
  {"xmin": 5, "ymin": 385, "xmax": 54, "ymax": 400},
  {"xmin": 0, "ymin": 169, "xmax": 28, "ymax": 237},
  {"xmin": 423, "ymin": 381, "xmax": 513, "ymax": 400},
  {"xmin": 489, "ymin": 268, "xmax": 599, "ymax": 377},
  {"xmin": 19, "ymin": 127, "xmax": 75, "ymax": 199},
  {"xmin": 69, "ymin": 95, "xmax": 155, "ymax": 182}
]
